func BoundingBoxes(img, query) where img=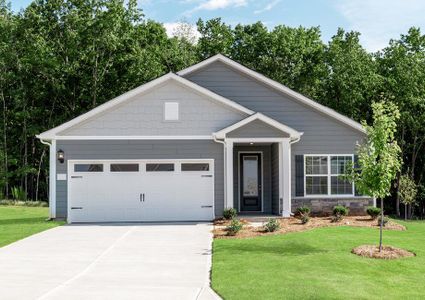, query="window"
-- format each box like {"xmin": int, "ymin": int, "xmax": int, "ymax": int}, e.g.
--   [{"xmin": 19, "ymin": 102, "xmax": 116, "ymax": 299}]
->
[
  {"xmin": 181, "ymin": 163, "xmax": 210, "ymax": 171},
  {"xmin": 305, "ymin": 156, "xmax": 328, "ymax": 195},
  {"xmin": 330, "ymin": 156, "xmax": 353, "ymax": 195},
  {"xmin": 164, "ymin": 102, "xmax": 179, "ymax": 121},
  {"xmin": 74, "ymin": 164, "xmax": 103, "ymax": 172},
  {"xmin": 305, "ymin": 155, "xmax": 354, "ymax": 196},
  {"xmin": 110, "ymin": 164, "xmax": 139, "ymax": 172},
  {"xmin": 146, "ymin": 163, "xmax": 174, "ymax": 172}
]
